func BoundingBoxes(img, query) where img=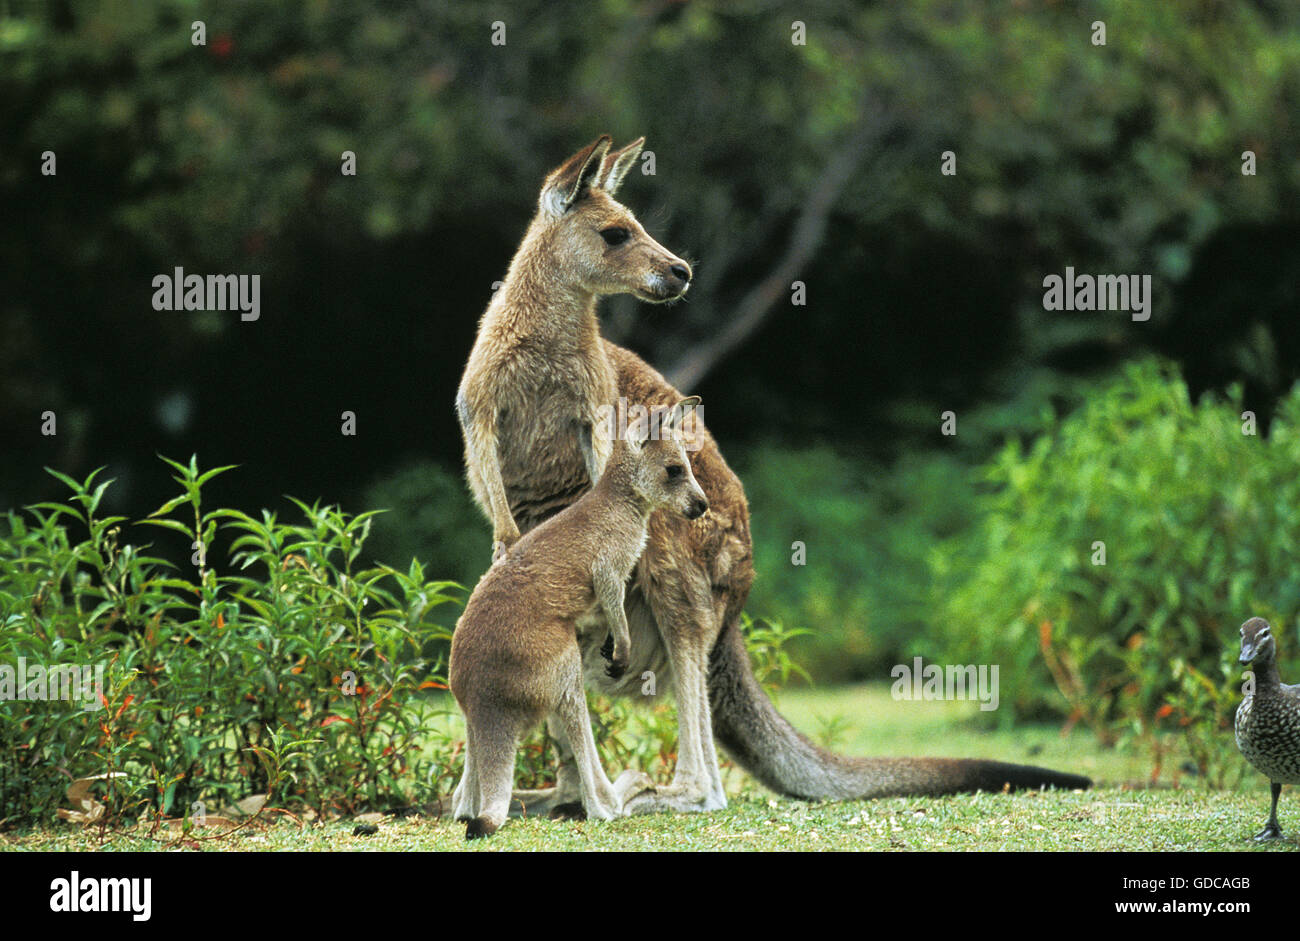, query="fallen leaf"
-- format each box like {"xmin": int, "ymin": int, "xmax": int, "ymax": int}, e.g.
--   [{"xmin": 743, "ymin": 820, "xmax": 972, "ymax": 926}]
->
[{"xmin": 57, "ymin": 772, "xmax": 127, "ymax": 825}]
